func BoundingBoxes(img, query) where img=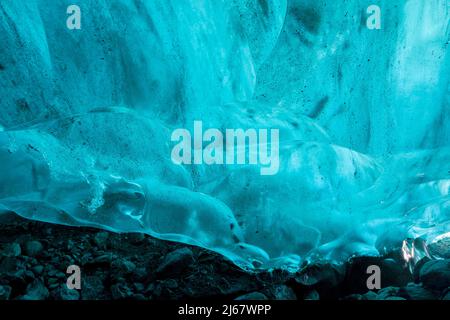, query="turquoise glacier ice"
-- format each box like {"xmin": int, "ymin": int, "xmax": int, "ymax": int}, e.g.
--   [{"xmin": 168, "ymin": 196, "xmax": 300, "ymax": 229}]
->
[{"xmin": 0, "ymin": 0, "xmax": 449, "ymax": 269}]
